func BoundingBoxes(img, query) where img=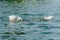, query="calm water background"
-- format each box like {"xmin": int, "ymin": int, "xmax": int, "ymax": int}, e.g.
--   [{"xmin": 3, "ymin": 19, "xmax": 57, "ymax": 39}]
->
[{"xmin": 0, "ymin": 0, "xmax": 60, "ymax": 40}]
